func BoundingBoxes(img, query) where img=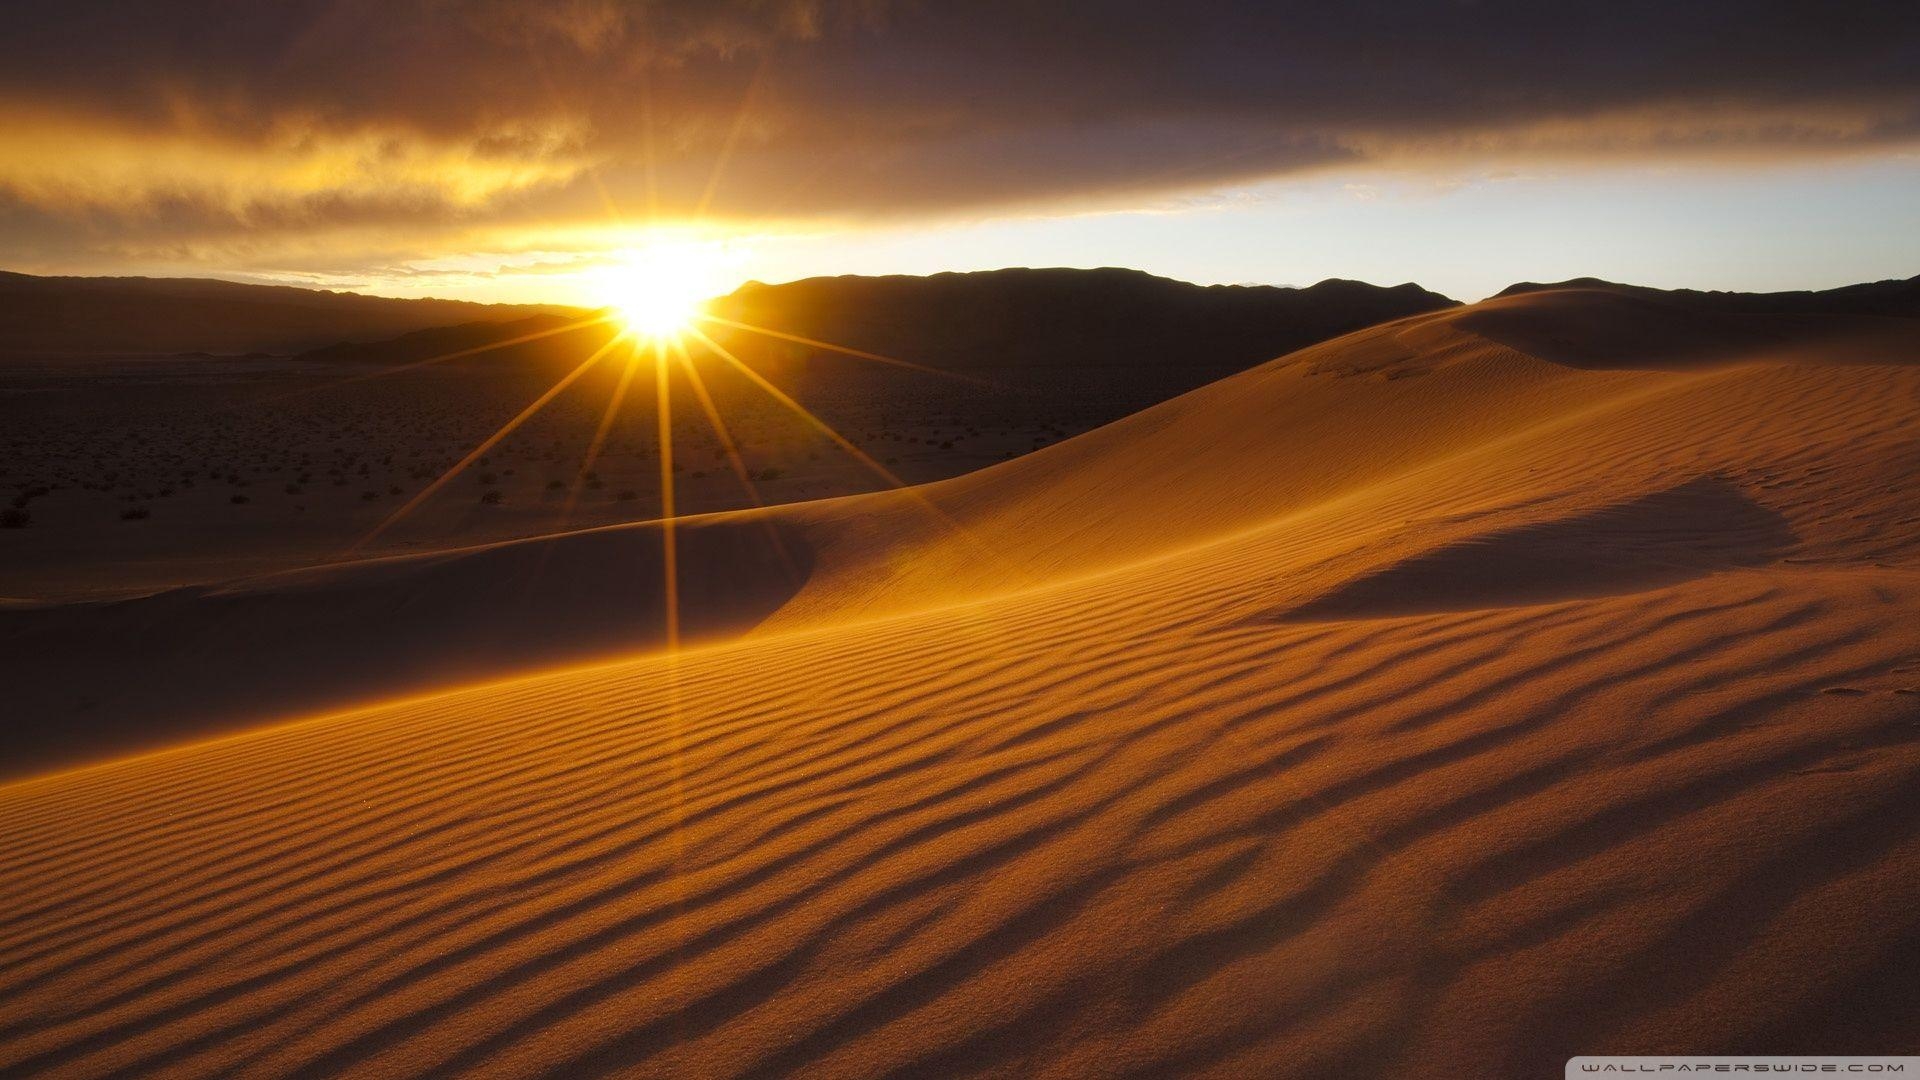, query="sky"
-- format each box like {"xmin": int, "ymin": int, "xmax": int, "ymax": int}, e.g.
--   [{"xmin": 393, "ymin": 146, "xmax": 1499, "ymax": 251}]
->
[{"xmin": 1, "ymin": 1, "xmax": 1916, "ymax": 304}]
